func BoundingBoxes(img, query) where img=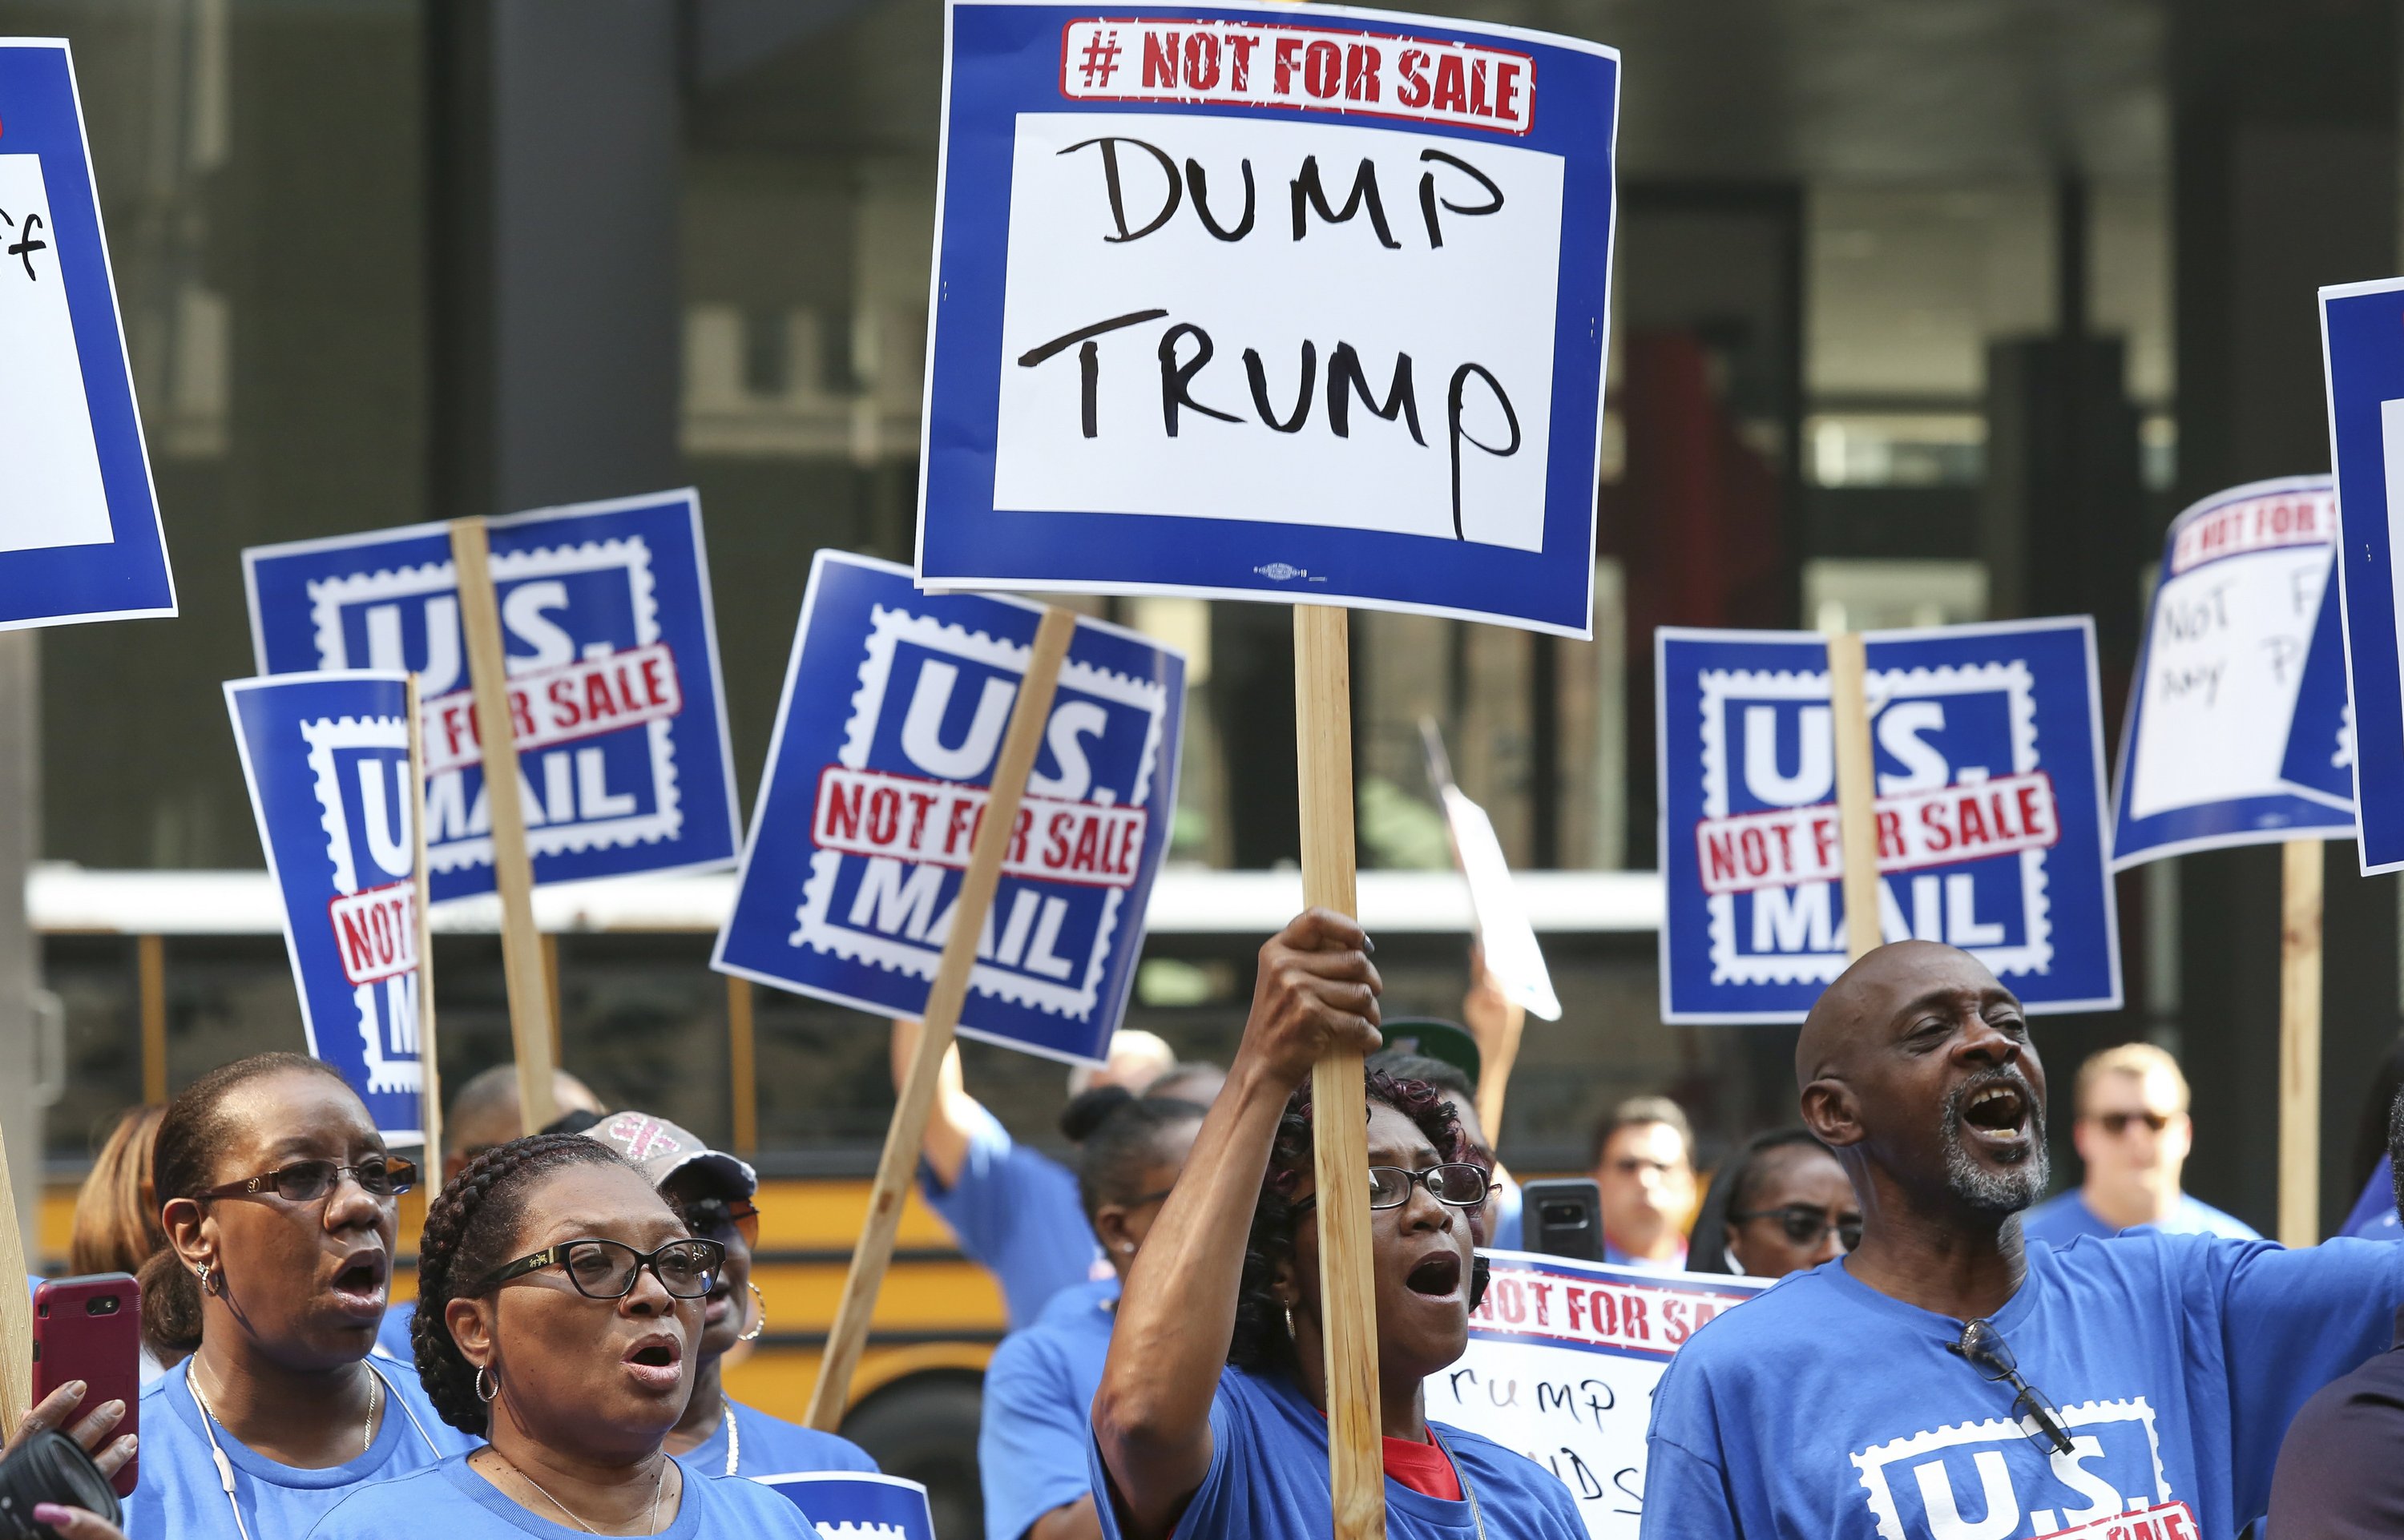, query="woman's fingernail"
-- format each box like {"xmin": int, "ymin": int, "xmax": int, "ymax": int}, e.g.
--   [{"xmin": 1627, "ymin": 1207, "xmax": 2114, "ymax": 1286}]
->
[
  {"xmin": 32, "ymin": 1505, "xmax": 71, "ymax": 1526},
  {"xmin": 63, "ymin": 1380, "xmax": 86, "ymax": 1397},
  {"xmin": 94, "ymin": 1400, "xmax": 124, "ymax": 1422}
]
